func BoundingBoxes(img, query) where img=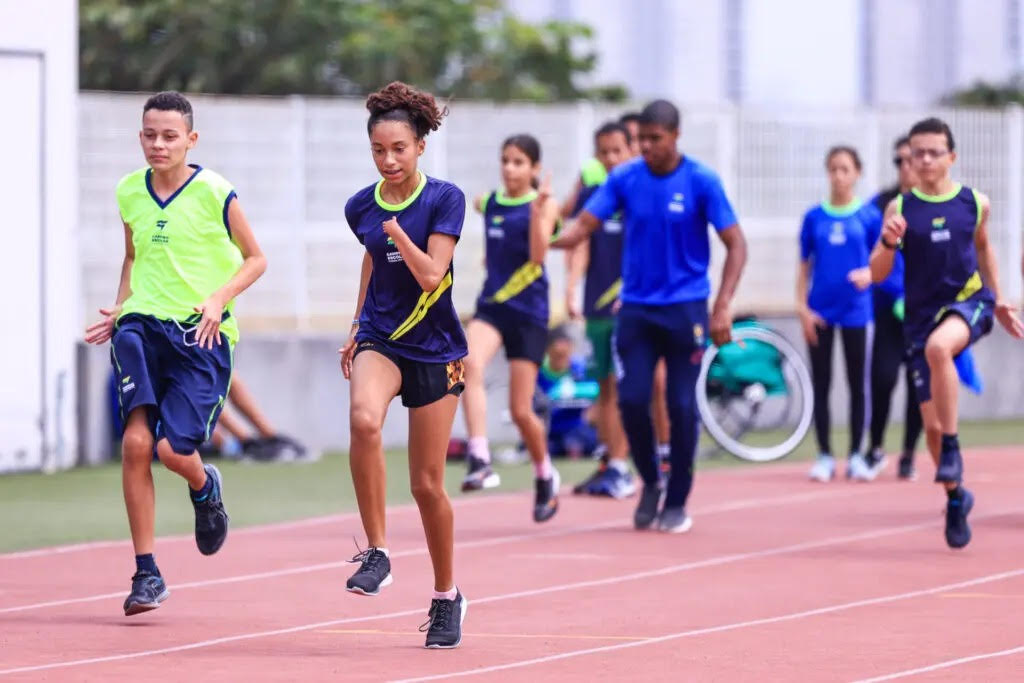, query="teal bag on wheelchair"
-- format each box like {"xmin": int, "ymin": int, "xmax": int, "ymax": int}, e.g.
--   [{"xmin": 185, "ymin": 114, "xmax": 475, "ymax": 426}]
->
[{"xmin": 707, "ymin": 320, "xmax": 788, "ymax": 396}]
